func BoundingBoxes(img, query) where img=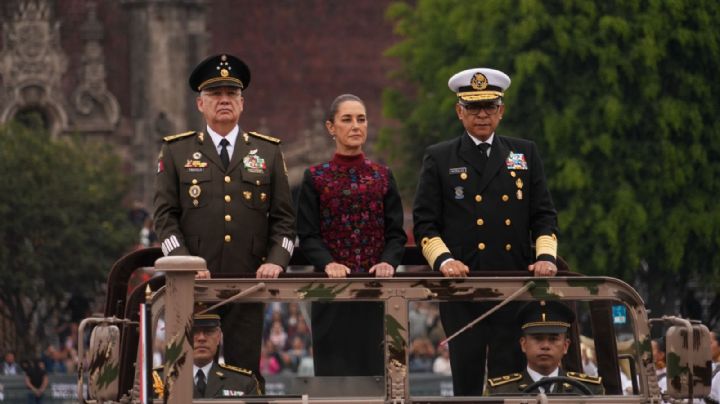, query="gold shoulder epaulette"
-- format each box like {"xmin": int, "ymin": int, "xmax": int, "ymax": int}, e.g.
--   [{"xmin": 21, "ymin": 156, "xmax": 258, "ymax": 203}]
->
[
  {"xmin": 220, "ymin": 363, "xmax": 254, "ymax": 376},
  {"xmin": 566, "ymin": 371, "xmax": 602, "ymax": 384},
  {"xmin": 163, "ymin": 131, "xmax": 196, "ymax": 142},
  {"xmin": 248, "ymin": 131, "xmax": 281, "ymax": 144},
  {"xmin": 488, "ymin": 373, "xmax": 522, "ymax": 387}
]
